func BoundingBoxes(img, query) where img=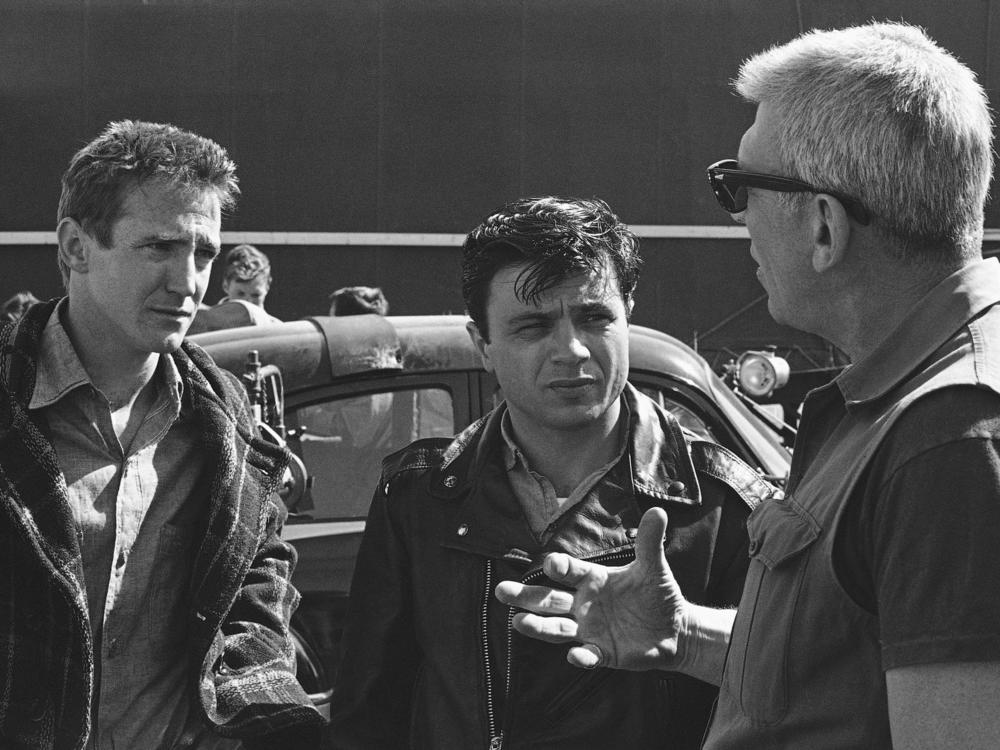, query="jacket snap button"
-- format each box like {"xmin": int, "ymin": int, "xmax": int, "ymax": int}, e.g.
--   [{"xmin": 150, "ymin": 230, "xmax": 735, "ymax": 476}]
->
[
  {"xmin": 443, "ymin": 475, "xmax": 458, "ymax": 488},
  {"xmin": 667, "ymin": 480, "xmax": 686, "ymax": 495},
  {"xmin": 457, "ymin": 524, "xmax": 469, "ymax": 536},
  {"xmin": 384, "ymin": 482, "xmax": 390, "ymax": 495}
]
